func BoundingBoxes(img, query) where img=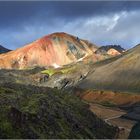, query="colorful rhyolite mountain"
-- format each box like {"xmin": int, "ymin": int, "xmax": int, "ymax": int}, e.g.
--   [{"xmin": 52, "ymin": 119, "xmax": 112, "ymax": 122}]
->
[
  {"xmin": 0, "ymin": 32, "xmax": 99, "ymax": 69},
  {"xmin": 0, "ymin": 45, "xmax": 11, "ymax": 54}
]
